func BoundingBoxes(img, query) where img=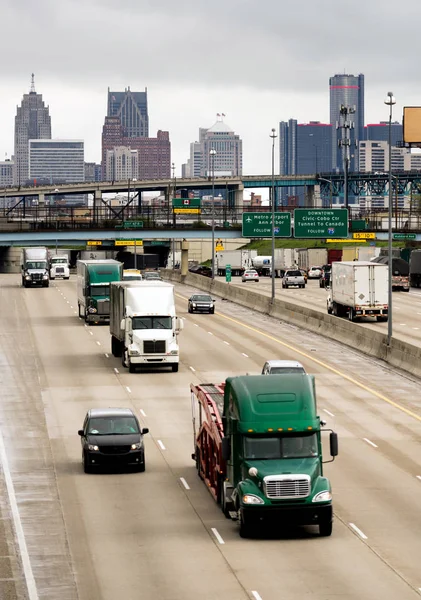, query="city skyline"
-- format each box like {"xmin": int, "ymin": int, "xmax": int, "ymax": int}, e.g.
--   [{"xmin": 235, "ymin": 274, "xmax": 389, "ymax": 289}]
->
[{"xmin": 2, "ymin": 0, "xmax": 421, "ymax": 176}]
